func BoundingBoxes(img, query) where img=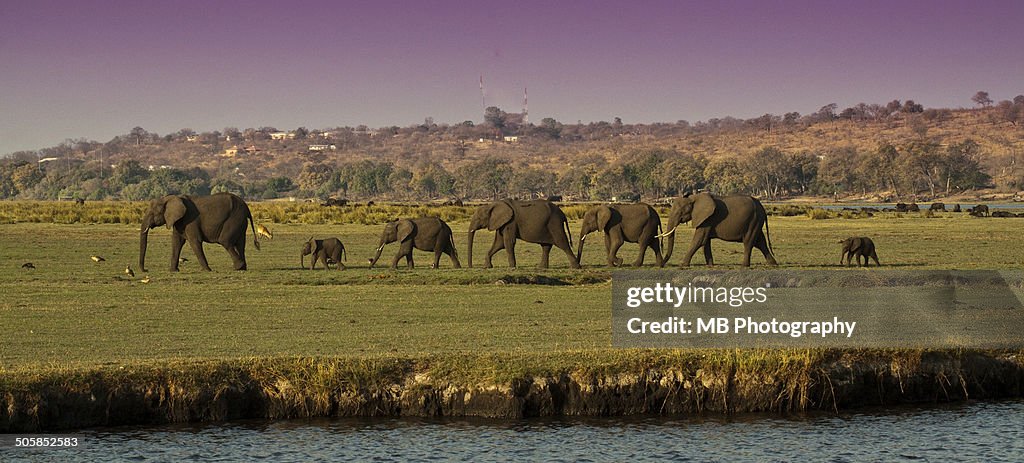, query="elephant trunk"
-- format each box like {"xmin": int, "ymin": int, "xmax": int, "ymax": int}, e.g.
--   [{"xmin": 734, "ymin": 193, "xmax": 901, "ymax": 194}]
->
[
  {"xmin": 368, "ymin": 242, "xmax": 385, "ymax": 269},
  {"xmin": 575, "ymin": 233, "xmax": 587, "ymax": 265},
  {"xmin": 661, "ymin": 224, "xmax": 679, "ymax": 263},
  {"xmin": 138, "ymin": 217, "xmax": 151, "ymax": 272},
  {"xmin": 467, "ymin": 229, "xmax": 476, "ymax": 268}
]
